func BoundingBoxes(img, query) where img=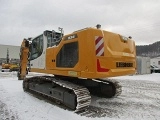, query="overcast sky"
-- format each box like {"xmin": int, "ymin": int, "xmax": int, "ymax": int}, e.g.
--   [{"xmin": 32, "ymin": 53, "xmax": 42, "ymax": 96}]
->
[{"xmin": 0, "ymin": 0, "xmax": 160, "ymax": 46}]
